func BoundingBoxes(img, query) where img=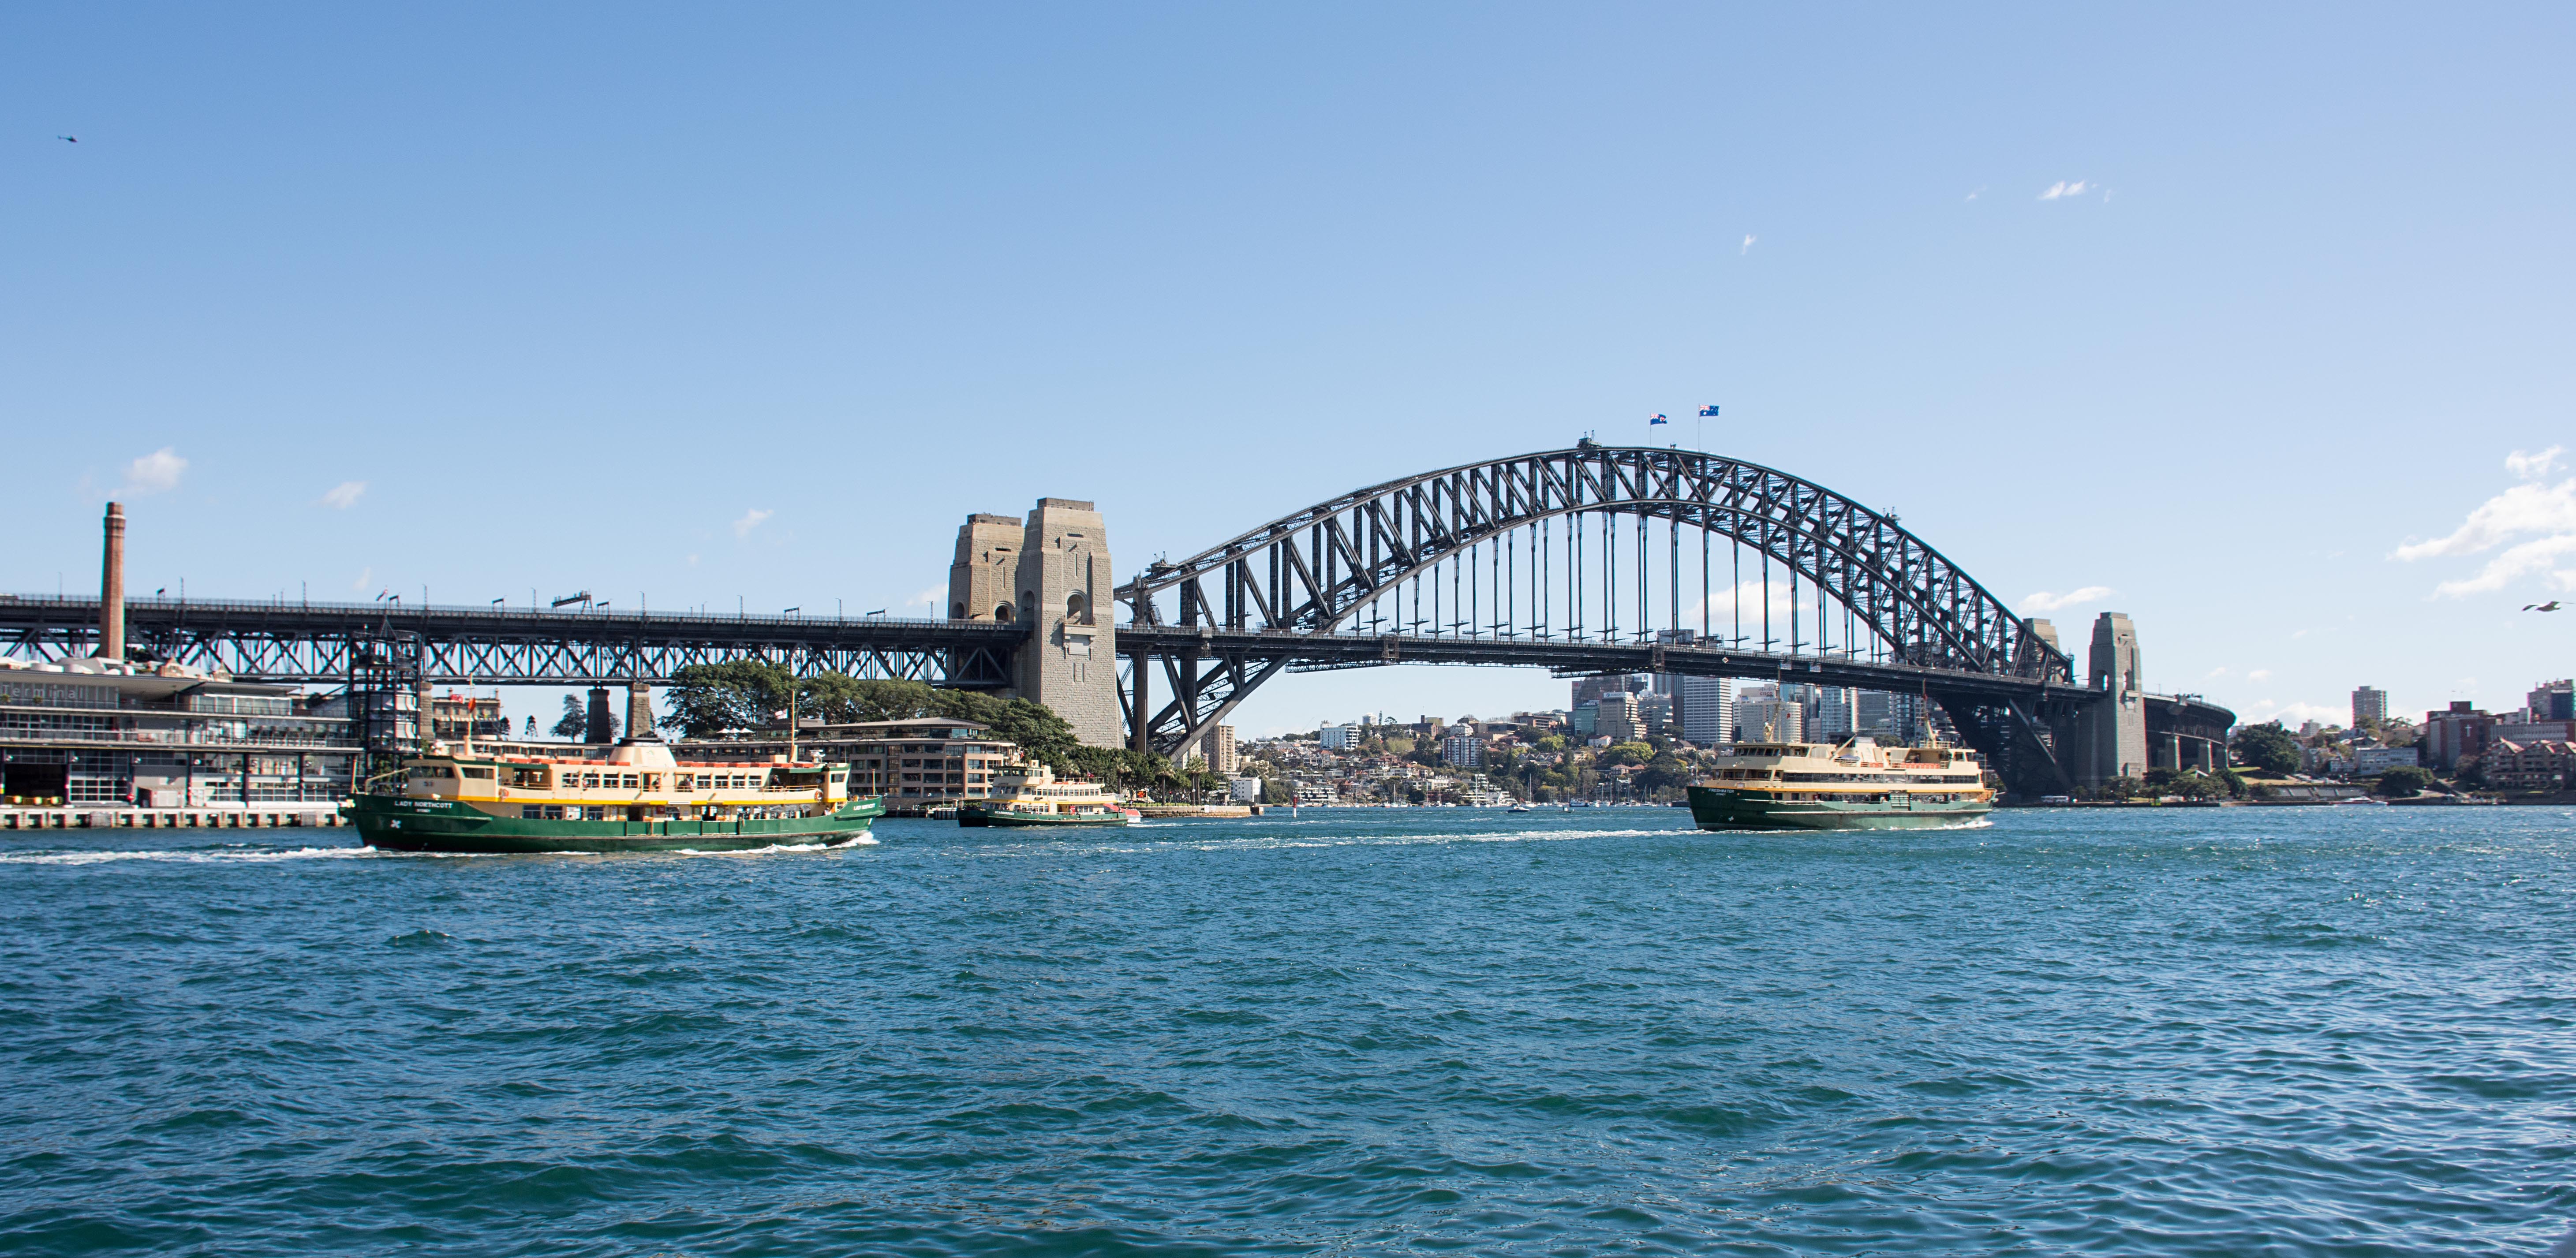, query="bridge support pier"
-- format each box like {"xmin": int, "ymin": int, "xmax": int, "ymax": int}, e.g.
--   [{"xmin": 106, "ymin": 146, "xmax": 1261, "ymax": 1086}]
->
[{"xmin": 947, "ymin": 499, "xmax": 1124, "ymax": 748}]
